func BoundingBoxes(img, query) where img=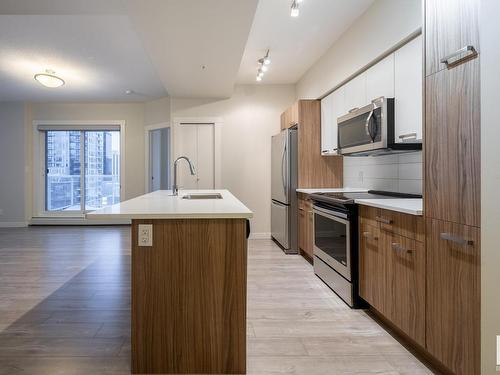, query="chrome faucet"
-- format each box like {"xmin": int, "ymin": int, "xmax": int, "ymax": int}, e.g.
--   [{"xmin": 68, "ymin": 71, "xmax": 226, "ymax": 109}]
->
[{"xmin": 172, "ymin": 156, "xmax": 196, "ymax": 196}]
